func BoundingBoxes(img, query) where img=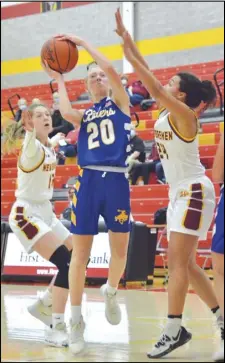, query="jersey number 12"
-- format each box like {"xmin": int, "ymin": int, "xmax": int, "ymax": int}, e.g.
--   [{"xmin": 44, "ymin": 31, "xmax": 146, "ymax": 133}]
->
[{"xmin": 87, "ymin": 119, "xmax": 115, "ymax": 150}]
